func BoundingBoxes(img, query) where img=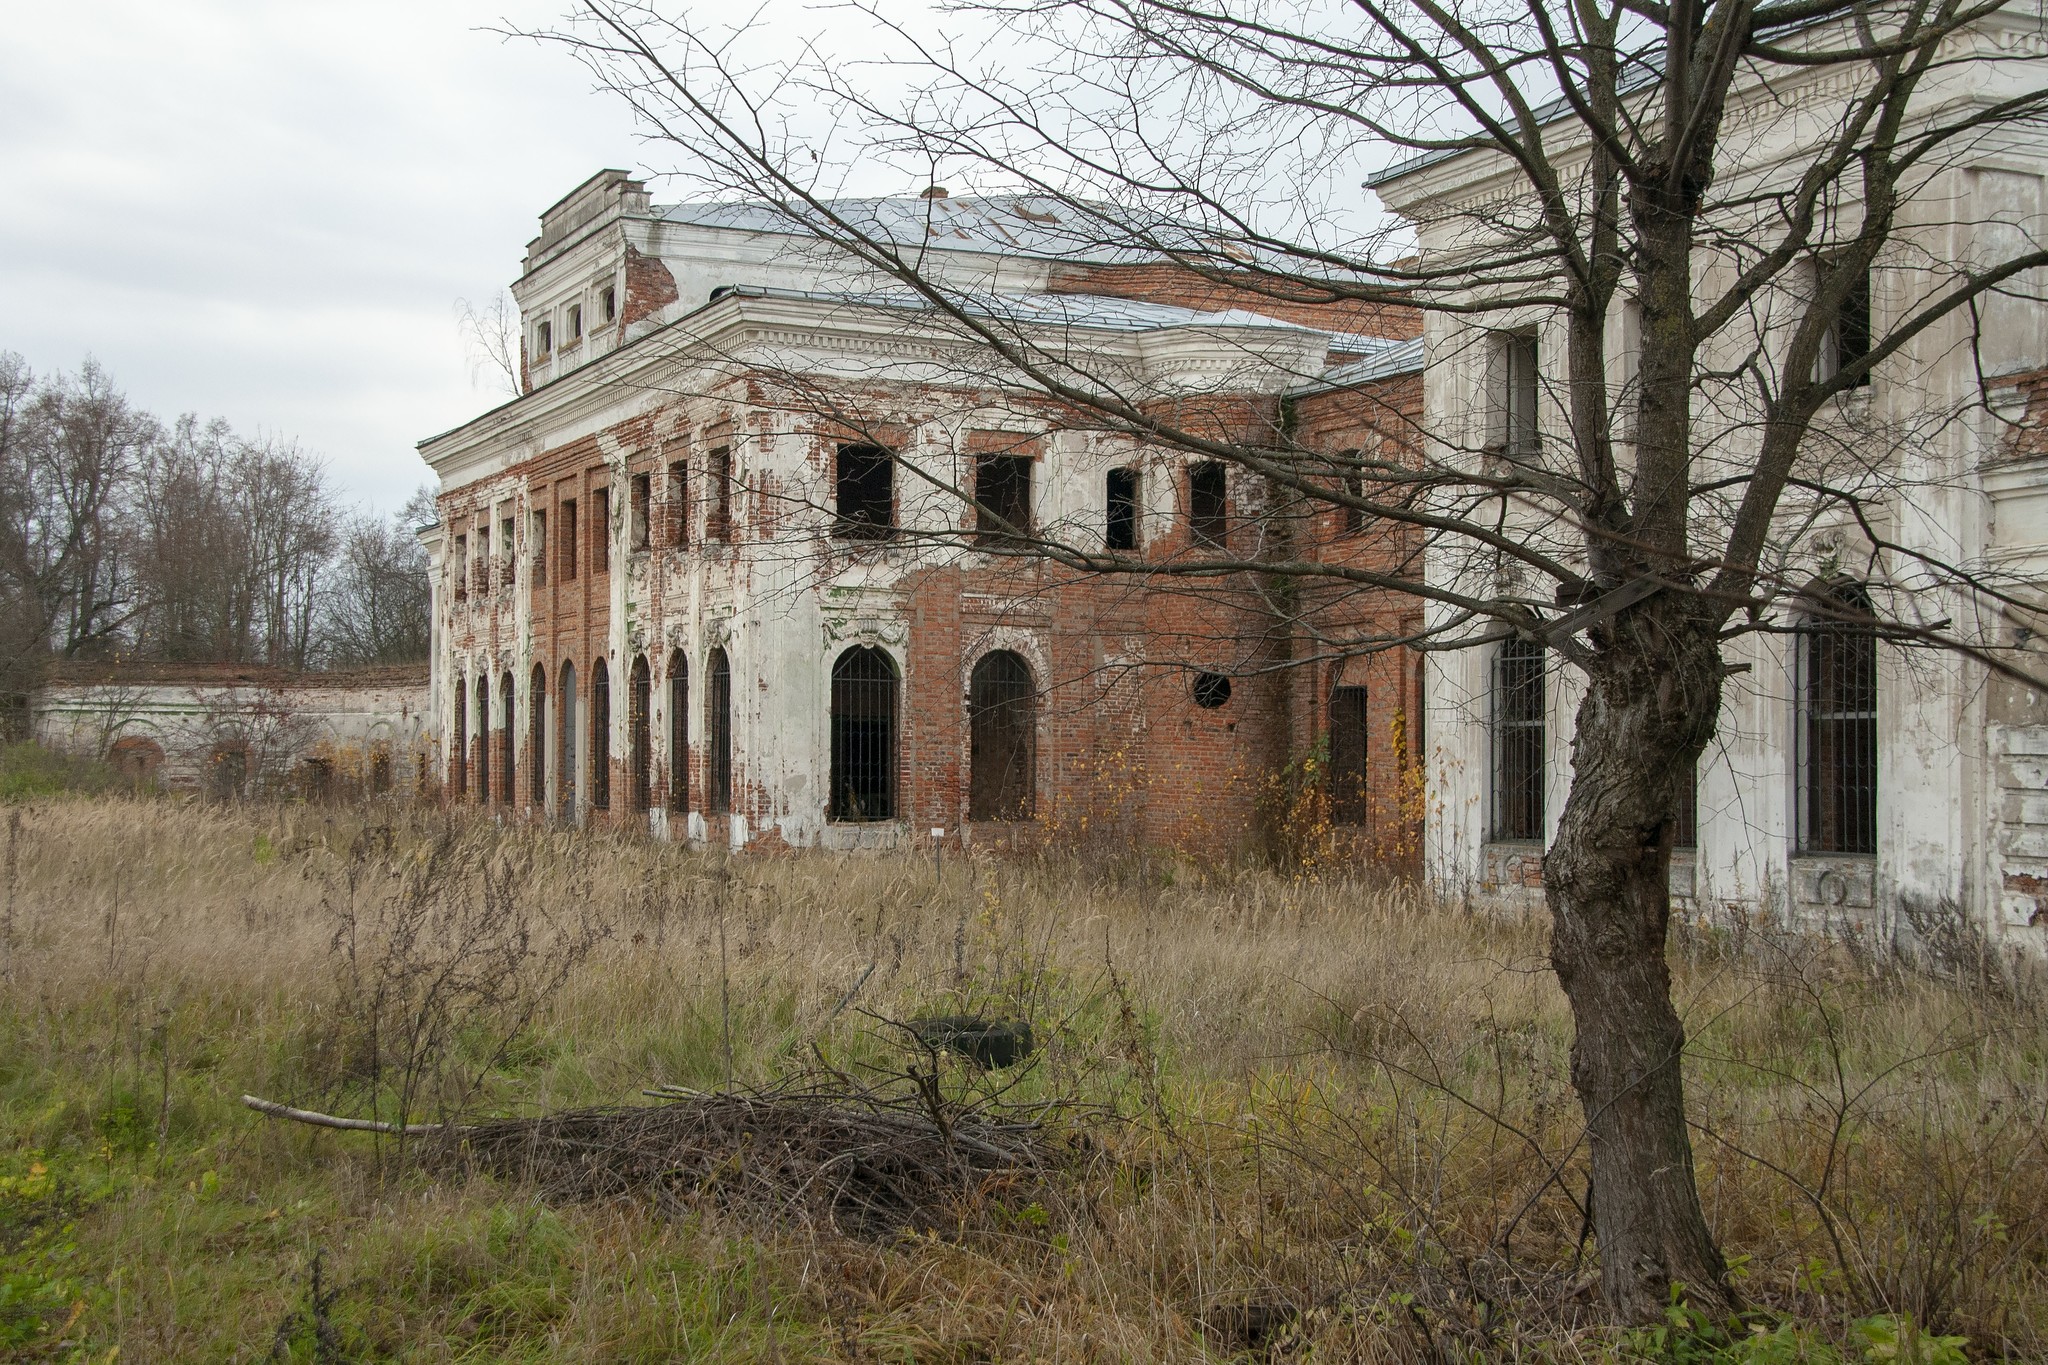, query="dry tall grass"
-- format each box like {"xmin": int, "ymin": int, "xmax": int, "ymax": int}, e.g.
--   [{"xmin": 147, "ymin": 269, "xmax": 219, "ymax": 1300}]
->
[{"xmin": 2, "ymin": 796, "xmax": 2044, "ymax": 1361}]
